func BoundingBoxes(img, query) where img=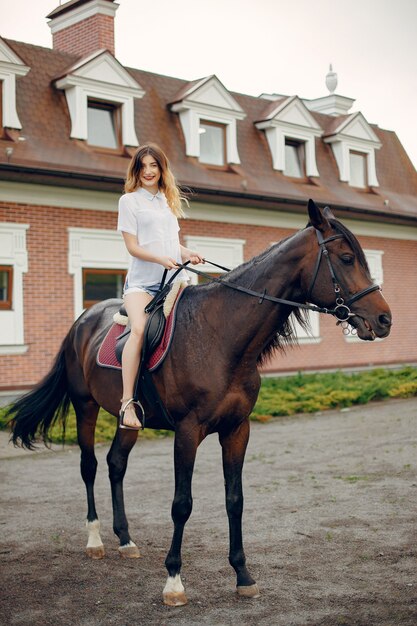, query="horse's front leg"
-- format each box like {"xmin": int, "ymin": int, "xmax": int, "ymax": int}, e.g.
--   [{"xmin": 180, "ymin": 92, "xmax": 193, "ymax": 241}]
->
[
  {"xmin": 163, "ymin": 423, "xmax": 201, "ymax": 606},
  {"xmin": 219, "ymin": 418, "xmax": 260, "ymax": 598},
  {"xmin": 107, "ymin": 429, "xmax": 141, "ymax": 558}
]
